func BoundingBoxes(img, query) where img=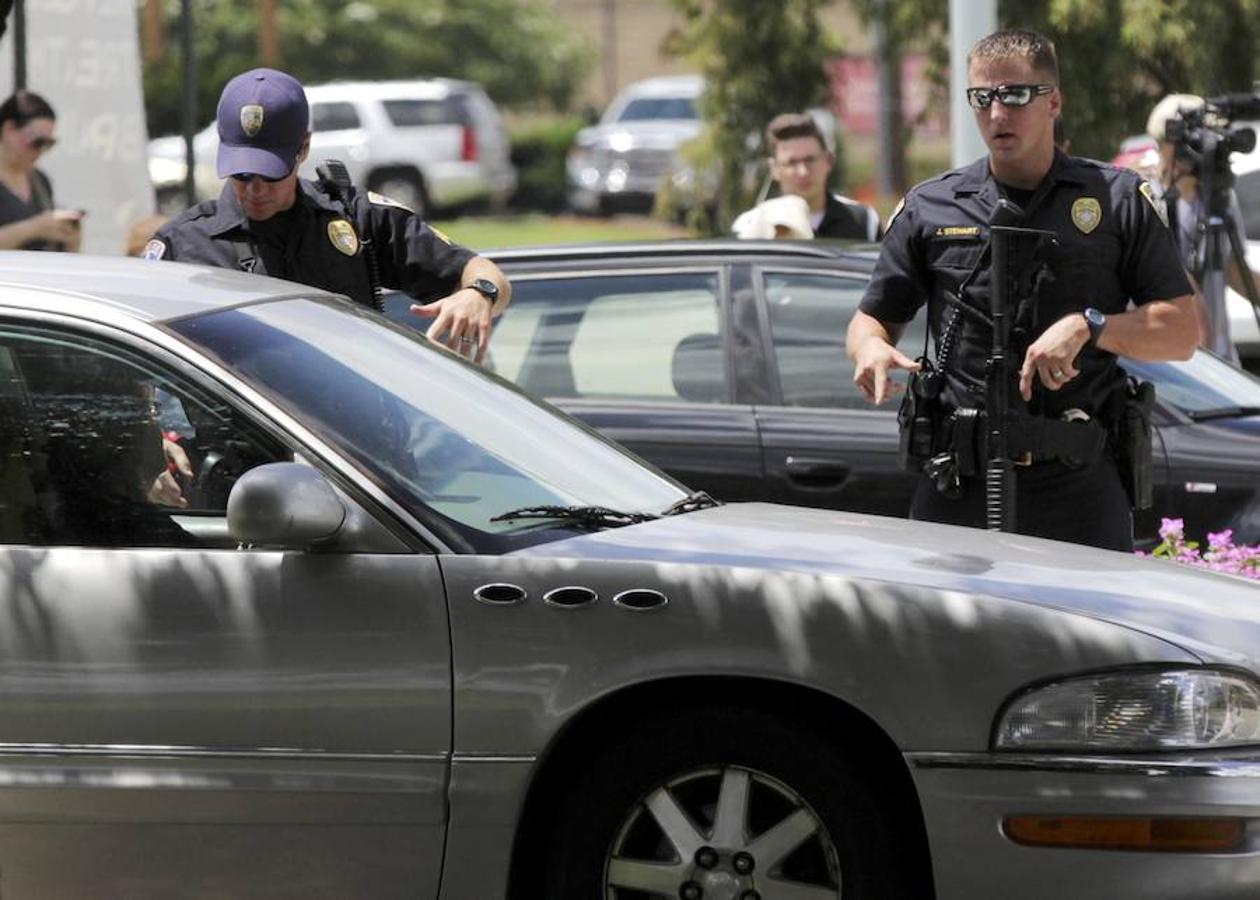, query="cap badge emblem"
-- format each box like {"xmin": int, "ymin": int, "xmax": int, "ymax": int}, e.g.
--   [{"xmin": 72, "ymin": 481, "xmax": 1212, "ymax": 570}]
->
[
  {"xmin": 328, "ymin": 219, "xmax": 359, "ymax": 256},
  {"xmin": 240, "ymin": 104, "xmax": 265, "ymax": 137},
  {"xmin": 1071, "ymin": 197, "xmax": 1101, "ymax": 234}
]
